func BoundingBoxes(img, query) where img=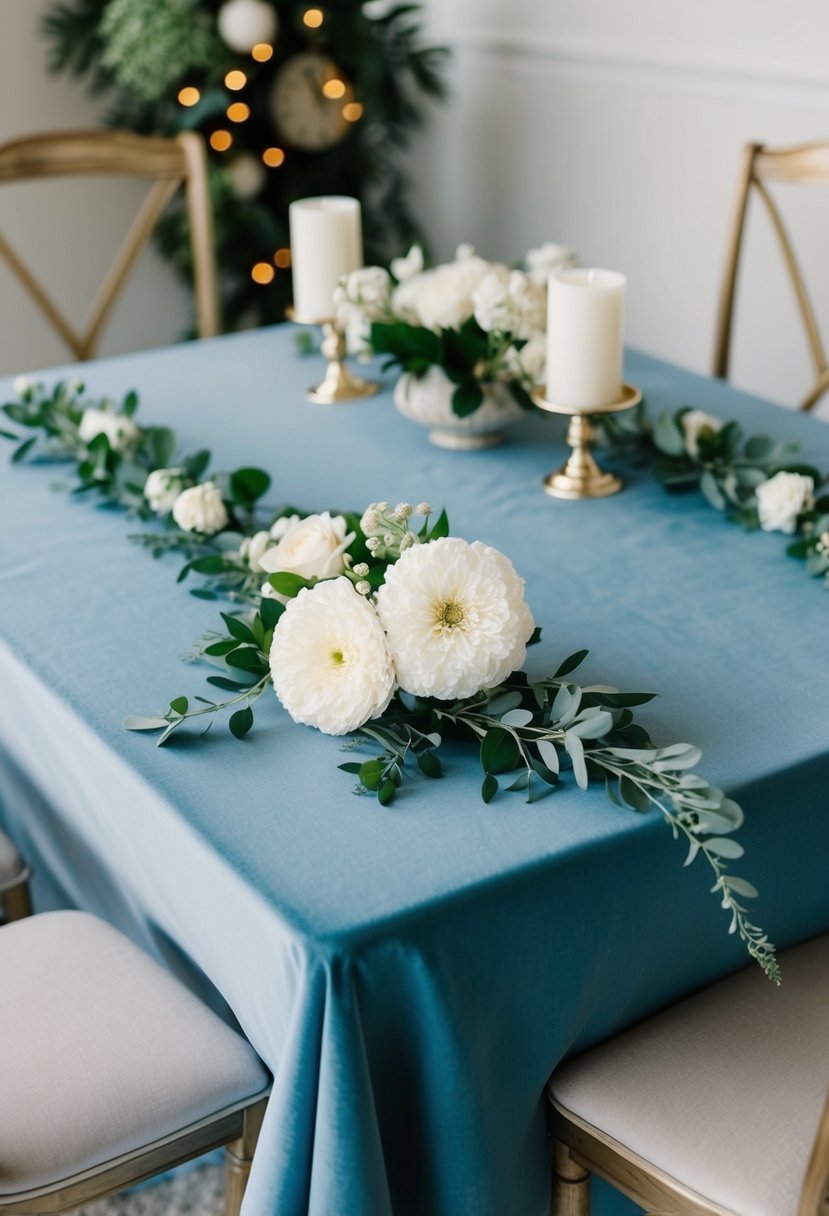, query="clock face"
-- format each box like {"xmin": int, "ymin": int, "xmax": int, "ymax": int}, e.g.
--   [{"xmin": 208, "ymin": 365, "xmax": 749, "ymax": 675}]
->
[{"xmin": 271, "ymin": 52, "xmax": 354, "ymax": 152}]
